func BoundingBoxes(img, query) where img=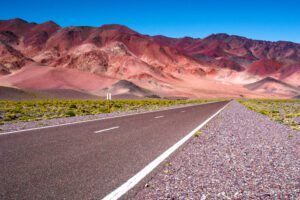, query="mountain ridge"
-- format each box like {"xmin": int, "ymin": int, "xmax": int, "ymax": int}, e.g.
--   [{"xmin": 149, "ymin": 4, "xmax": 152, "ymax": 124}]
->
[{"xmin": 0, "ymin": 18, "xmax": 299, "ymax": 99}]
